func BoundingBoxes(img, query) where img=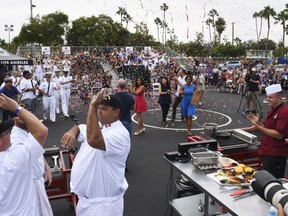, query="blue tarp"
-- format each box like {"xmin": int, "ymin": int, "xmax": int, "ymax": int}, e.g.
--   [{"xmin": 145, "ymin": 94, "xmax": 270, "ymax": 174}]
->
[{"xmin": 277, "ymin": 57, "xmax": 288, "ymax": 65}]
